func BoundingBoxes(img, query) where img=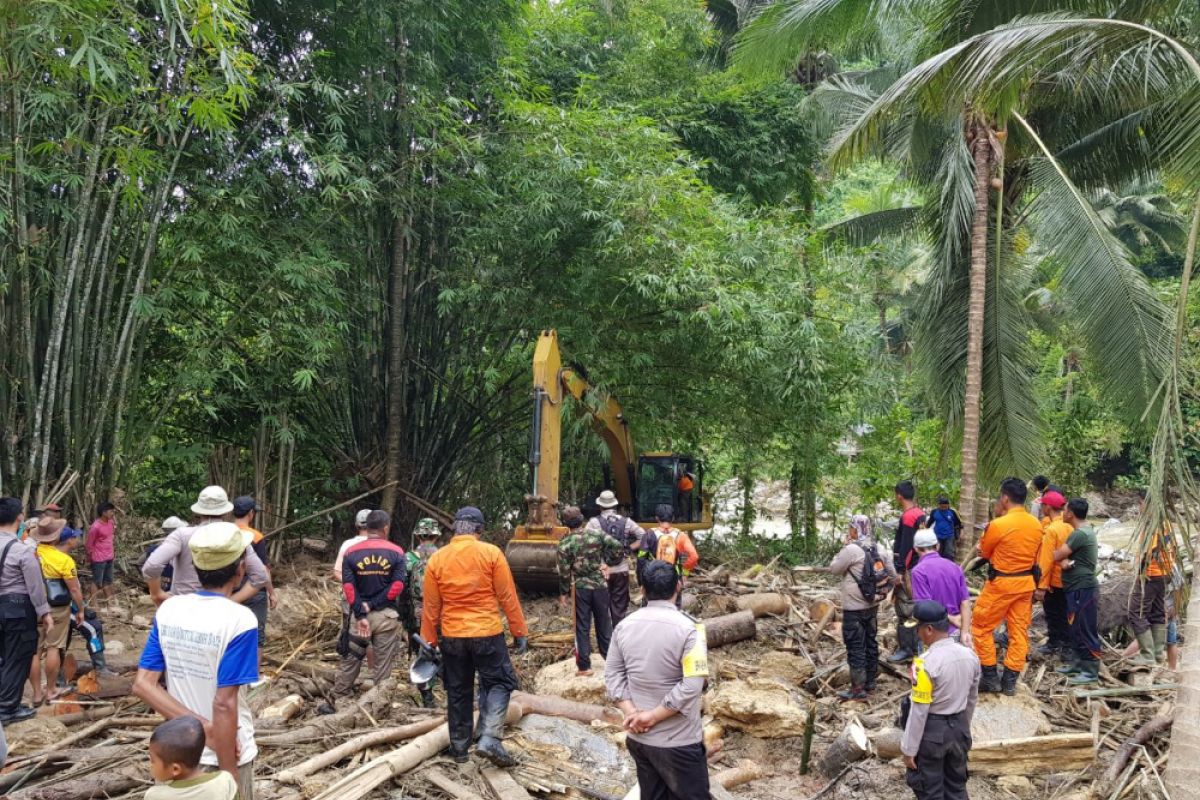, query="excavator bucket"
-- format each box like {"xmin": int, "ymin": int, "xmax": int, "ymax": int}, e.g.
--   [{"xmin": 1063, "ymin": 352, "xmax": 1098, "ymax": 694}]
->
[{"xmin": 505, "ymin": 524, "xmax": 567, "ymax": 594}]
